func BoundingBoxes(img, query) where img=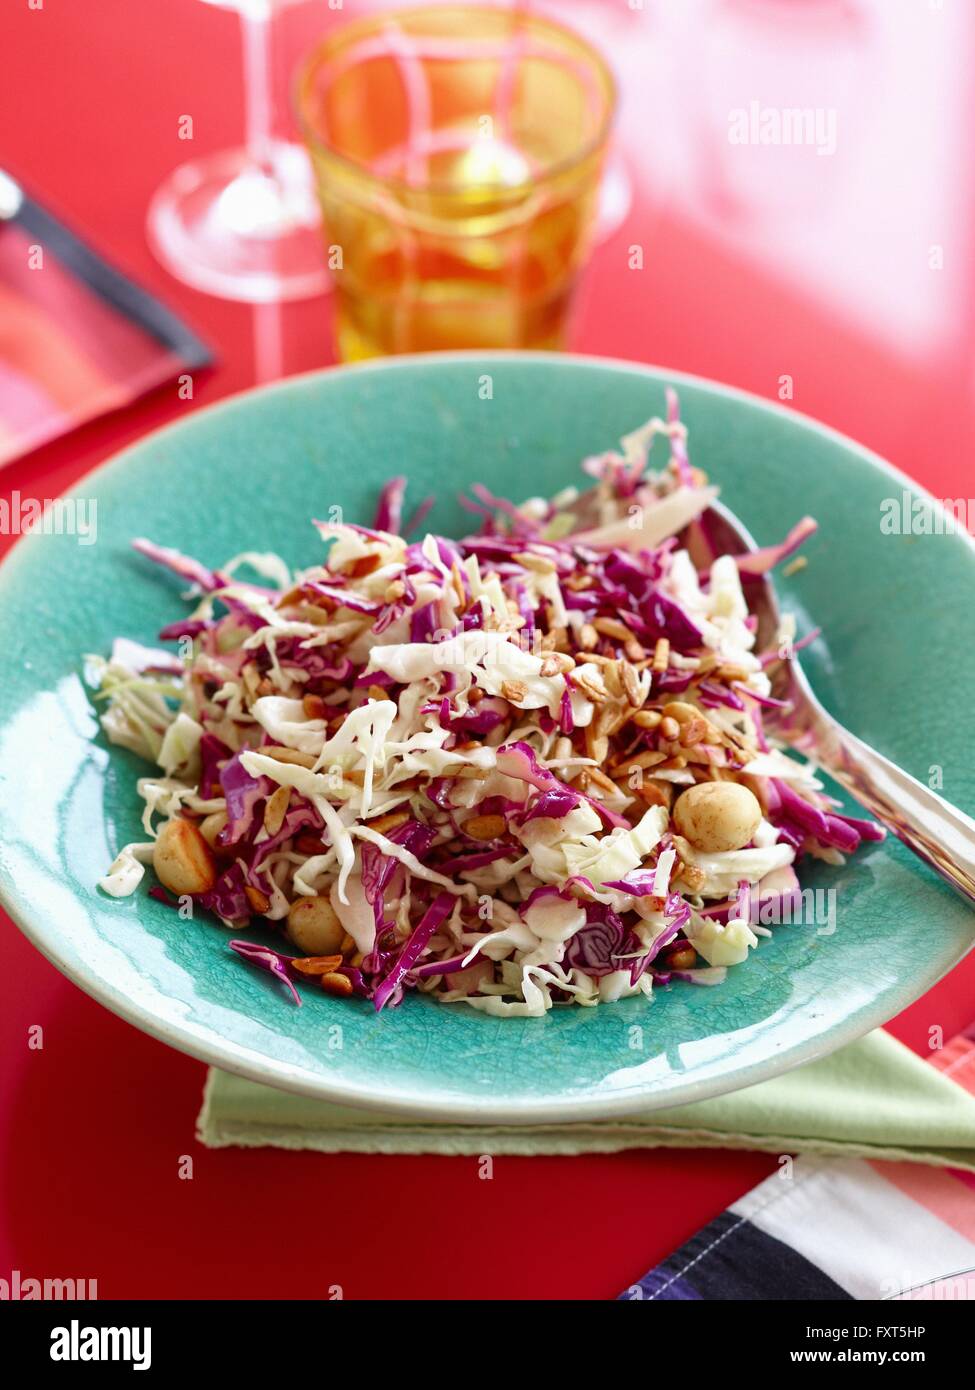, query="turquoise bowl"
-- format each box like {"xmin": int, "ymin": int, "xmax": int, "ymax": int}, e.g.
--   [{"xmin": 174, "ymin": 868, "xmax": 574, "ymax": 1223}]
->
[{"xmin": 1, "ymin": 354, "xmax": 972, "ymax": 1122}]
